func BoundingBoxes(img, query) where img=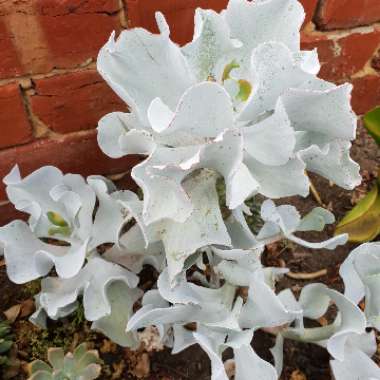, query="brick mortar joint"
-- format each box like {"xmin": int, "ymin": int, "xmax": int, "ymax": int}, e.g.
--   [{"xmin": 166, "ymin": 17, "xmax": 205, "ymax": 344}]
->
[
  {"xmin": 0, "ymin": 128, "xmax": 100, "ymax": 157},
  {"xmin": 351, "ymin": 39, "xmax": 380, "ymax": 79},
  {"xmin": 0, "ymin": 61, "xmax": 103, "ymax": 141},
  {"xmin": 18, "ymin": 84, "xmax": 37, "ymax": 139},
  {"xmin": 119, "ymin": 0, "xmax": 128, "ymax": 28},
  {"xmin": 0, "ymin": 60, "xmax": 98, "ymax": 87},
  {"xmin": 303, "ymin": 21, "xmax": 380, "ymax": 40}
]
